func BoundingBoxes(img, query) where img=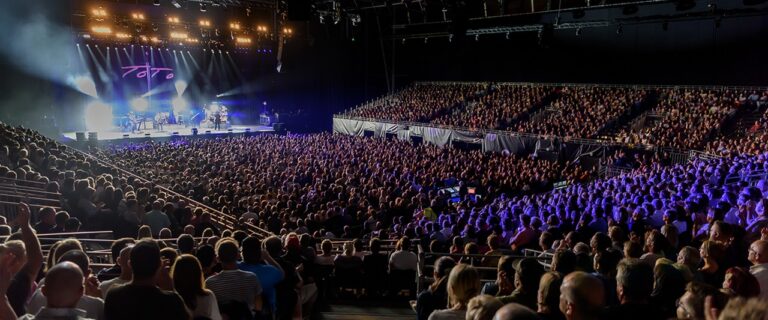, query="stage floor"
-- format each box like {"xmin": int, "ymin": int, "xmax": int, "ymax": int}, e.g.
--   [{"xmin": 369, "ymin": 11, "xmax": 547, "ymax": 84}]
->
[{"xmin": 62, "ymin": 124, "xmax": 275, "ymax": 141}]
